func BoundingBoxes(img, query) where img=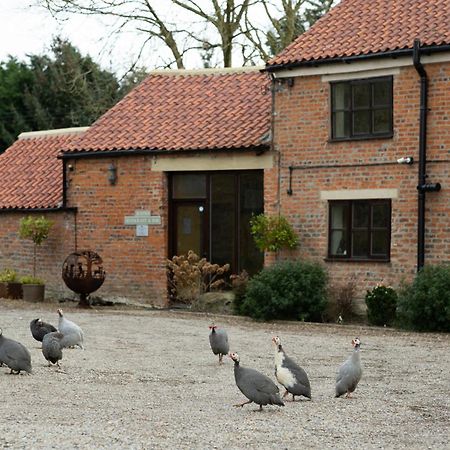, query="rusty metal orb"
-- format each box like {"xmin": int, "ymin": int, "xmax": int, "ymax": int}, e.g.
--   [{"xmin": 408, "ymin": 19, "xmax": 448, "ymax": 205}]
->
[{"xmin": 62, "ymin": 250, "xmax": 106, "ymax": 296}]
